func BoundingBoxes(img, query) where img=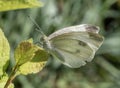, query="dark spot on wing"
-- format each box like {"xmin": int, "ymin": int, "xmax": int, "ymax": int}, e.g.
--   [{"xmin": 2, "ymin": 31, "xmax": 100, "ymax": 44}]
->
[
  {"xmin": 85, "ymin": 25, "xmax": 99, "ymax": 33},
  {"xmin": 88, "ymin": 32, "xmax": 103, "ymax": 41},
  {"xmin": 78, "ymin": 41, "xmax": 87, "ymax": 46}
]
